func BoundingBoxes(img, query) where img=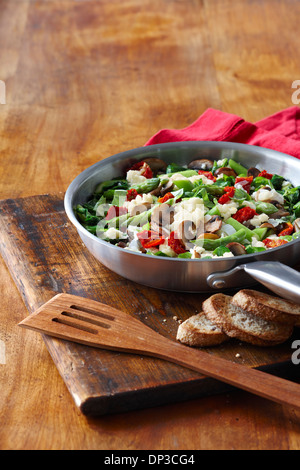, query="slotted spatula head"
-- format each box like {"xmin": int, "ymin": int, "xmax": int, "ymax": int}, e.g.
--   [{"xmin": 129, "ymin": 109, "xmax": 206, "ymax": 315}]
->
[{"xmin": 18, "ymin": 293, "xmax": 171, "ymax": 354}]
